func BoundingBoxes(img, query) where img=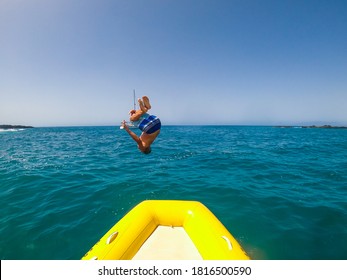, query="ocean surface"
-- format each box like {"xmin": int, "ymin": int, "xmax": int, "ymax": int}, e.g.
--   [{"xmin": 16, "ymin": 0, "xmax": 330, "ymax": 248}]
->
[{"xmin": 1, "ymin": 126, "xmax": 346, "ymax": 260}]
